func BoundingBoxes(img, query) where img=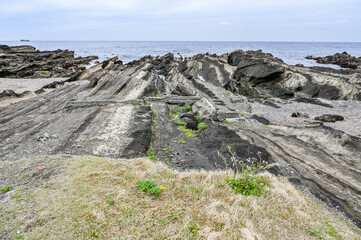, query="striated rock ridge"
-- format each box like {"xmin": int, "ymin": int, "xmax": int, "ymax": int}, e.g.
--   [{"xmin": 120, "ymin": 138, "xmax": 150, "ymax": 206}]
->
[
  {"xmin": 0, "ymin": 45, "xmax": 98, "ymax": 78},
  {"xmin": 0, "ymin": 50, "xmax": 361, "ymax": 227}
]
